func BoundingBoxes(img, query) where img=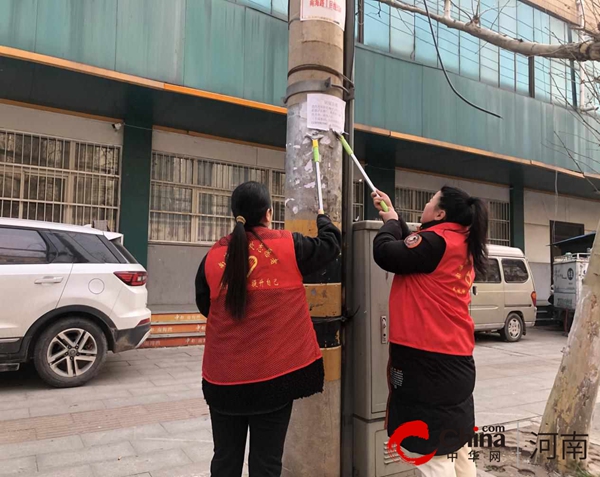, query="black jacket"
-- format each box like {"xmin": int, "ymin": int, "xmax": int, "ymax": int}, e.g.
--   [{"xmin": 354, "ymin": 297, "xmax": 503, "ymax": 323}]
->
[{"xmin": 195, "ymin": 215, "xmax": 341, "ymax": 415}]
